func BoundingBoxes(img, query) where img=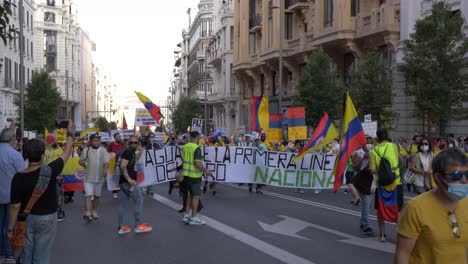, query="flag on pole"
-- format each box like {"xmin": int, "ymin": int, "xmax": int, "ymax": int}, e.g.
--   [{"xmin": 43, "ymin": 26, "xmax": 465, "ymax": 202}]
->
[
  {"xmin": 287, "ymin": 107, "xmax": 307, "ymax": 140},
  {"xmin": 134, "ymin": 91, "xmax": 164, "ymax": 123},
  {"xmin": 251, "ymin": 96, "xmax": 269, "ymax": 131},
  {"xmin": 122, "ymin": 114, "xmax": 128, "ymax": 129},
  {"xmin": 294, "ymin": 112, "xmax": 338, "ymax": 163},
  {"xmin": 268, "ymin": 114, "xmax": 283, "ymax": 143},
  {"xmin": 333, "ymin": 92, "xmax": 367, "ymax": 191},
  {"xmin": 79, "ymin": 127, "xmax": 99, "ymax": 139},
  {"xmin": 45, "ymin": 128, "xmax": 50, "ymax": 137}
]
